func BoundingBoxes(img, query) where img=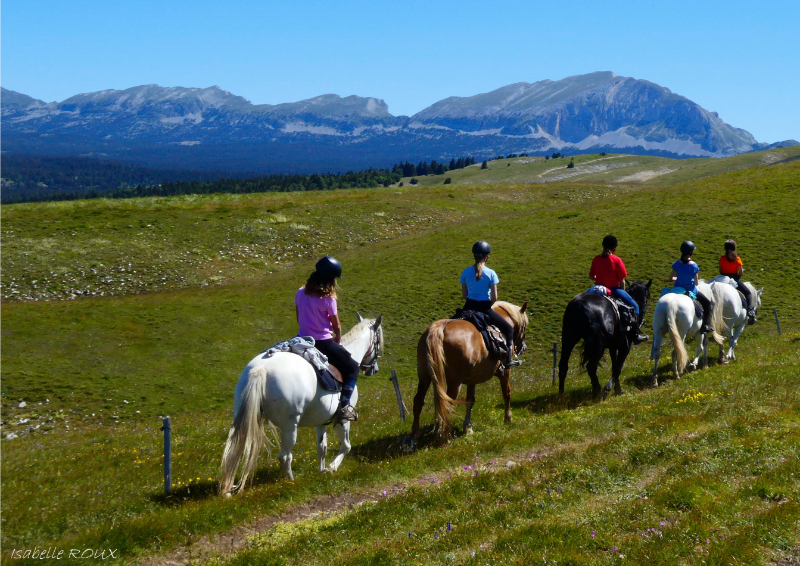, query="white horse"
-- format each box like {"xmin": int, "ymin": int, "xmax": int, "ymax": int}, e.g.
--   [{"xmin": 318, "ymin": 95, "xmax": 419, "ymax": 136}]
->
[
  {"xmin": 220, "ymin": 313, "xmax": 383, "ymax": 495},
  {"xmin": 649, "ymin": 281, "xmax": 724, "ymax": 385},
  {"xmin": 709, "ymin": 276, "xmax": 763, "ymax": 363}
]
